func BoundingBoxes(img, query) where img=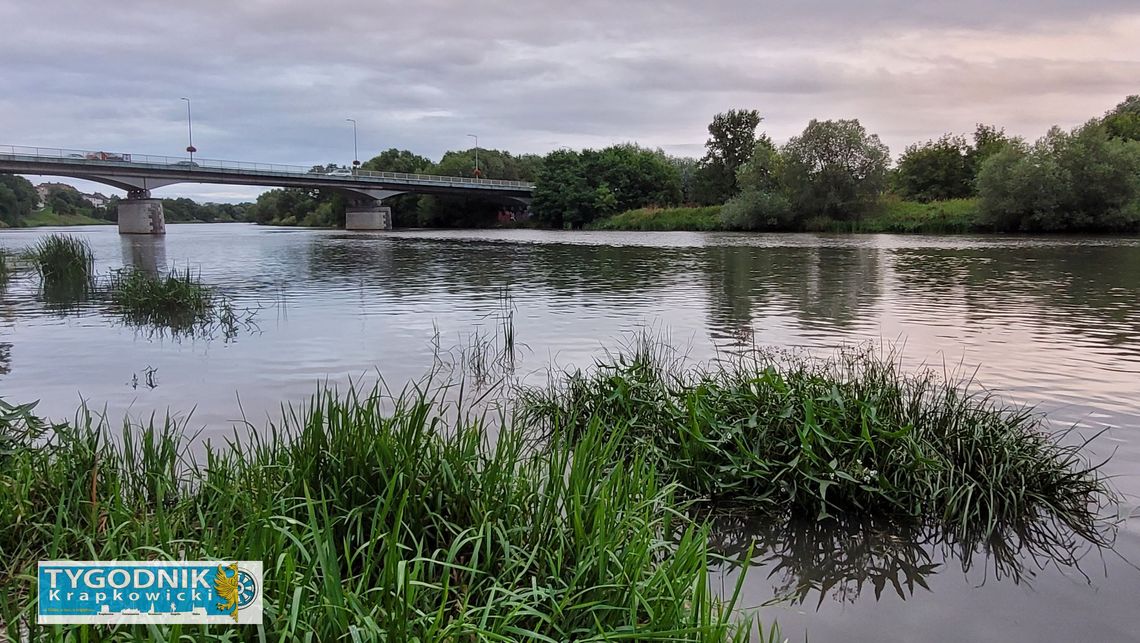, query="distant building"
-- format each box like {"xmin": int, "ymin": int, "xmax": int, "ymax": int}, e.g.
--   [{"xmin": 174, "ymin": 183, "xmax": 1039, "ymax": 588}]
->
[
  {"xmin": 84, "ymin": 192, "xmax": 112, "ymax": 207},
  {"xmin": 34, "ymin": 183, "xmax": 111, "ymax": 208}
]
